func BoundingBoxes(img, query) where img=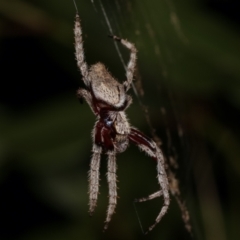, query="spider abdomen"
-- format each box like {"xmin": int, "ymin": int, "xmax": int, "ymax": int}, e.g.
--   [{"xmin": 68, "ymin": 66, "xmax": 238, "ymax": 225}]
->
[{"xmin": 89, "ymin": 63, "xmax": 126, "ymax": 108}]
